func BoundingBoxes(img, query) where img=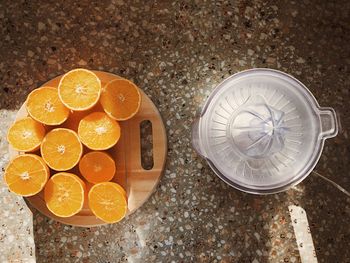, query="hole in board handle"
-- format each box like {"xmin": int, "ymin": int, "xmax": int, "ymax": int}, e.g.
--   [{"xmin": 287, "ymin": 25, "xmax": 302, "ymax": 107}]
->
[{"xmin": 140, "ymin": 120, "xmax": 154, "ymax": 170}]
